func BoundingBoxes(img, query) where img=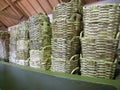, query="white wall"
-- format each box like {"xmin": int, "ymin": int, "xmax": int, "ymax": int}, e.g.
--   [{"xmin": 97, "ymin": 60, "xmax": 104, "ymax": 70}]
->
[{"xmin": 48, "ymin": 14, "xmax": 53, "ymax": 23}]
